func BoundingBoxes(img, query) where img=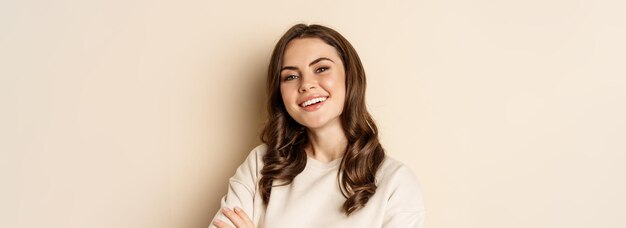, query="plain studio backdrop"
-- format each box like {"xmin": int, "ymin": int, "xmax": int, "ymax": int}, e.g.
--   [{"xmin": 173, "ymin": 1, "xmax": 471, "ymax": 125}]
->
[{"xmin": 1, "ymin": 0, "xmax": 625, "ymax": 227}]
